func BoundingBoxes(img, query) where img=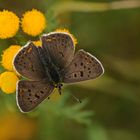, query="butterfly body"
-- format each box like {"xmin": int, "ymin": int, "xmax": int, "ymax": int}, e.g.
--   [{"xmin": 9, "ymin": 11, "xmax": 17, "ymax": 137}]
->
[
  {"xmin": 37, "ymin": 46, "xmax": 62, "ymax": 84},
  {"xmin": 13, "ymin": 32, "xmax": 104, "ymax": 112}
]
